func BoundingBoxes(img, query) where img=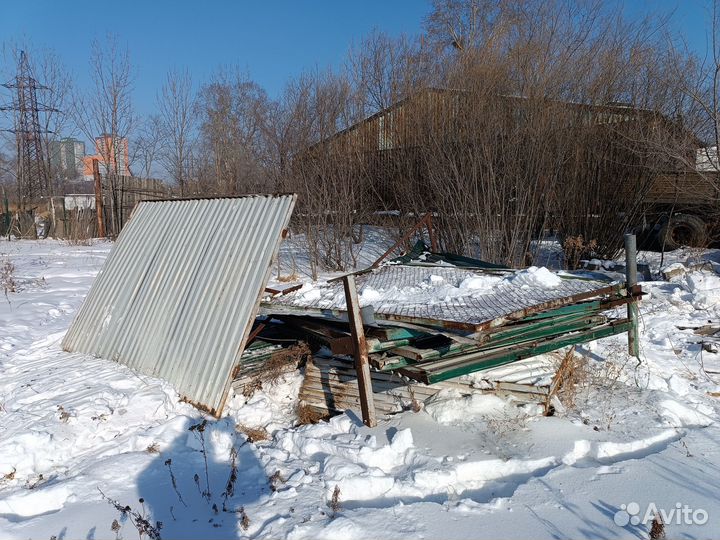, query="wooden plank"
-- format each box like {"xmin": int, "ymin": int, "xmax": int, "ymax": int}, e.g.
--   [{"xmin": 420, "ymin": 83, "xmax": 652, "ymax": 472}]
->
[
  {"xmin": 300, "ymin": 382, "xmax": 422, "ymax": 402},
  {"xmin": 301, "ymin": 372, "xmax": 417, "ymax": 391},
  {"xmin": 496, "ymin": 381, "xmax": 550, "ymax": 396},
  {"xmin": 301, "ymin": 358, "xmax": 453, "ymax": 416},
  {"xmin": 299, "ymin": 356, "xmax": 551, "ymax": 417},
  {"xmin": 264, "ymin": 283, "xmax": 303, "ymax": 296},
  {"xmin": 342, "ymin": 274, "xmax": 377, "ymax": 427},
  {"xmin": 676, "ymin": 324, "xmax": 720, "ymax": 335}
]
